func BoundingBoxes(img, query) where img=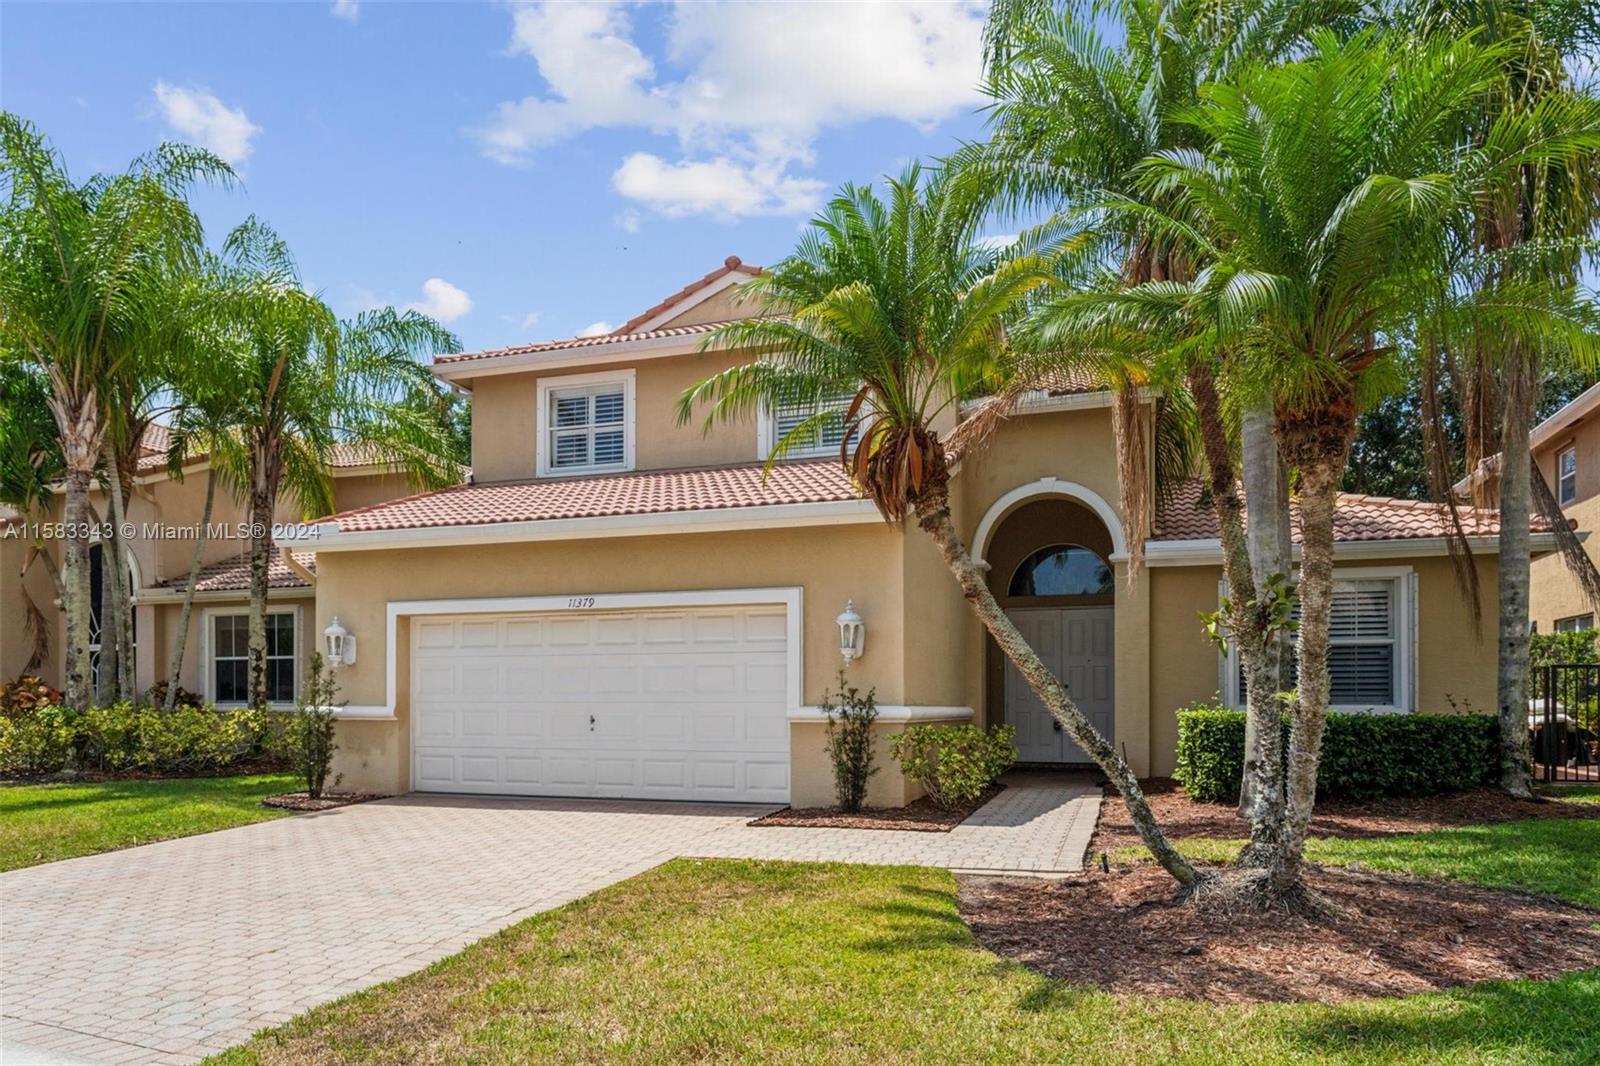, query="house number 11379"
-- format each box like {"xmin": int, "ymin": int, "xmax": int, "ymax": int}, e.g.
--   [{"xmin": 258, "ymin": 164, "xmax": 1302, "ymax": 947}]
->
[{"xmin": 566, "ymin": 596, "xmax": 596, "ymax": 609}]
